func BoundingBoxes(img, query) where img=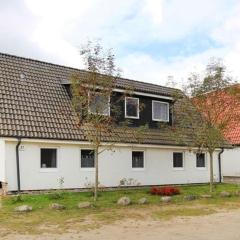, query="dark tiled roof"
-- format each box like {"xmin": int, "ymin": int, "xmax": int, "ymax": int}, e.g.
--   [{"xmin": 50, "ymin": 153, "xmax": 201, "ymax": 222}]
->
[
  {"xmin": 0, "ymin": 52, "xmax": 192, "ymax": 146},
  {"xmin": 62, "ymin": 73, "xmax": 176, "ymax": 97},
  {"xmin": 60, "ymin": 70, "xmax": 175, "ymax": 97}
]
